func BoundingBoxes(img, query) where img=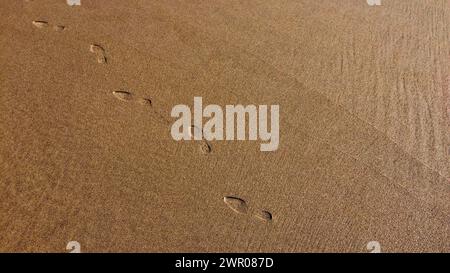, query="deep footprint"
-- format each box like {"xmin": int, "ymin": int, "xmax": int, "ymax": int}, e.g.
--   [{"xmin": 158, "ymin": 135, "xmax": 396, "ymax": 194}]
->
[
  {"xmin": 223, "ymin": 196, "xmax": 248, "ymax": 214},
  {"xmin": 254, "ymin": 210, "xmax": 273, "ymax": 222},
  {"xmin": 90, "ymin": 44, "xmax": 107, "ymax": 64},
  {"xmin": 112, "ymin": 91, "xmax": 133, "ymax": 101}
]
